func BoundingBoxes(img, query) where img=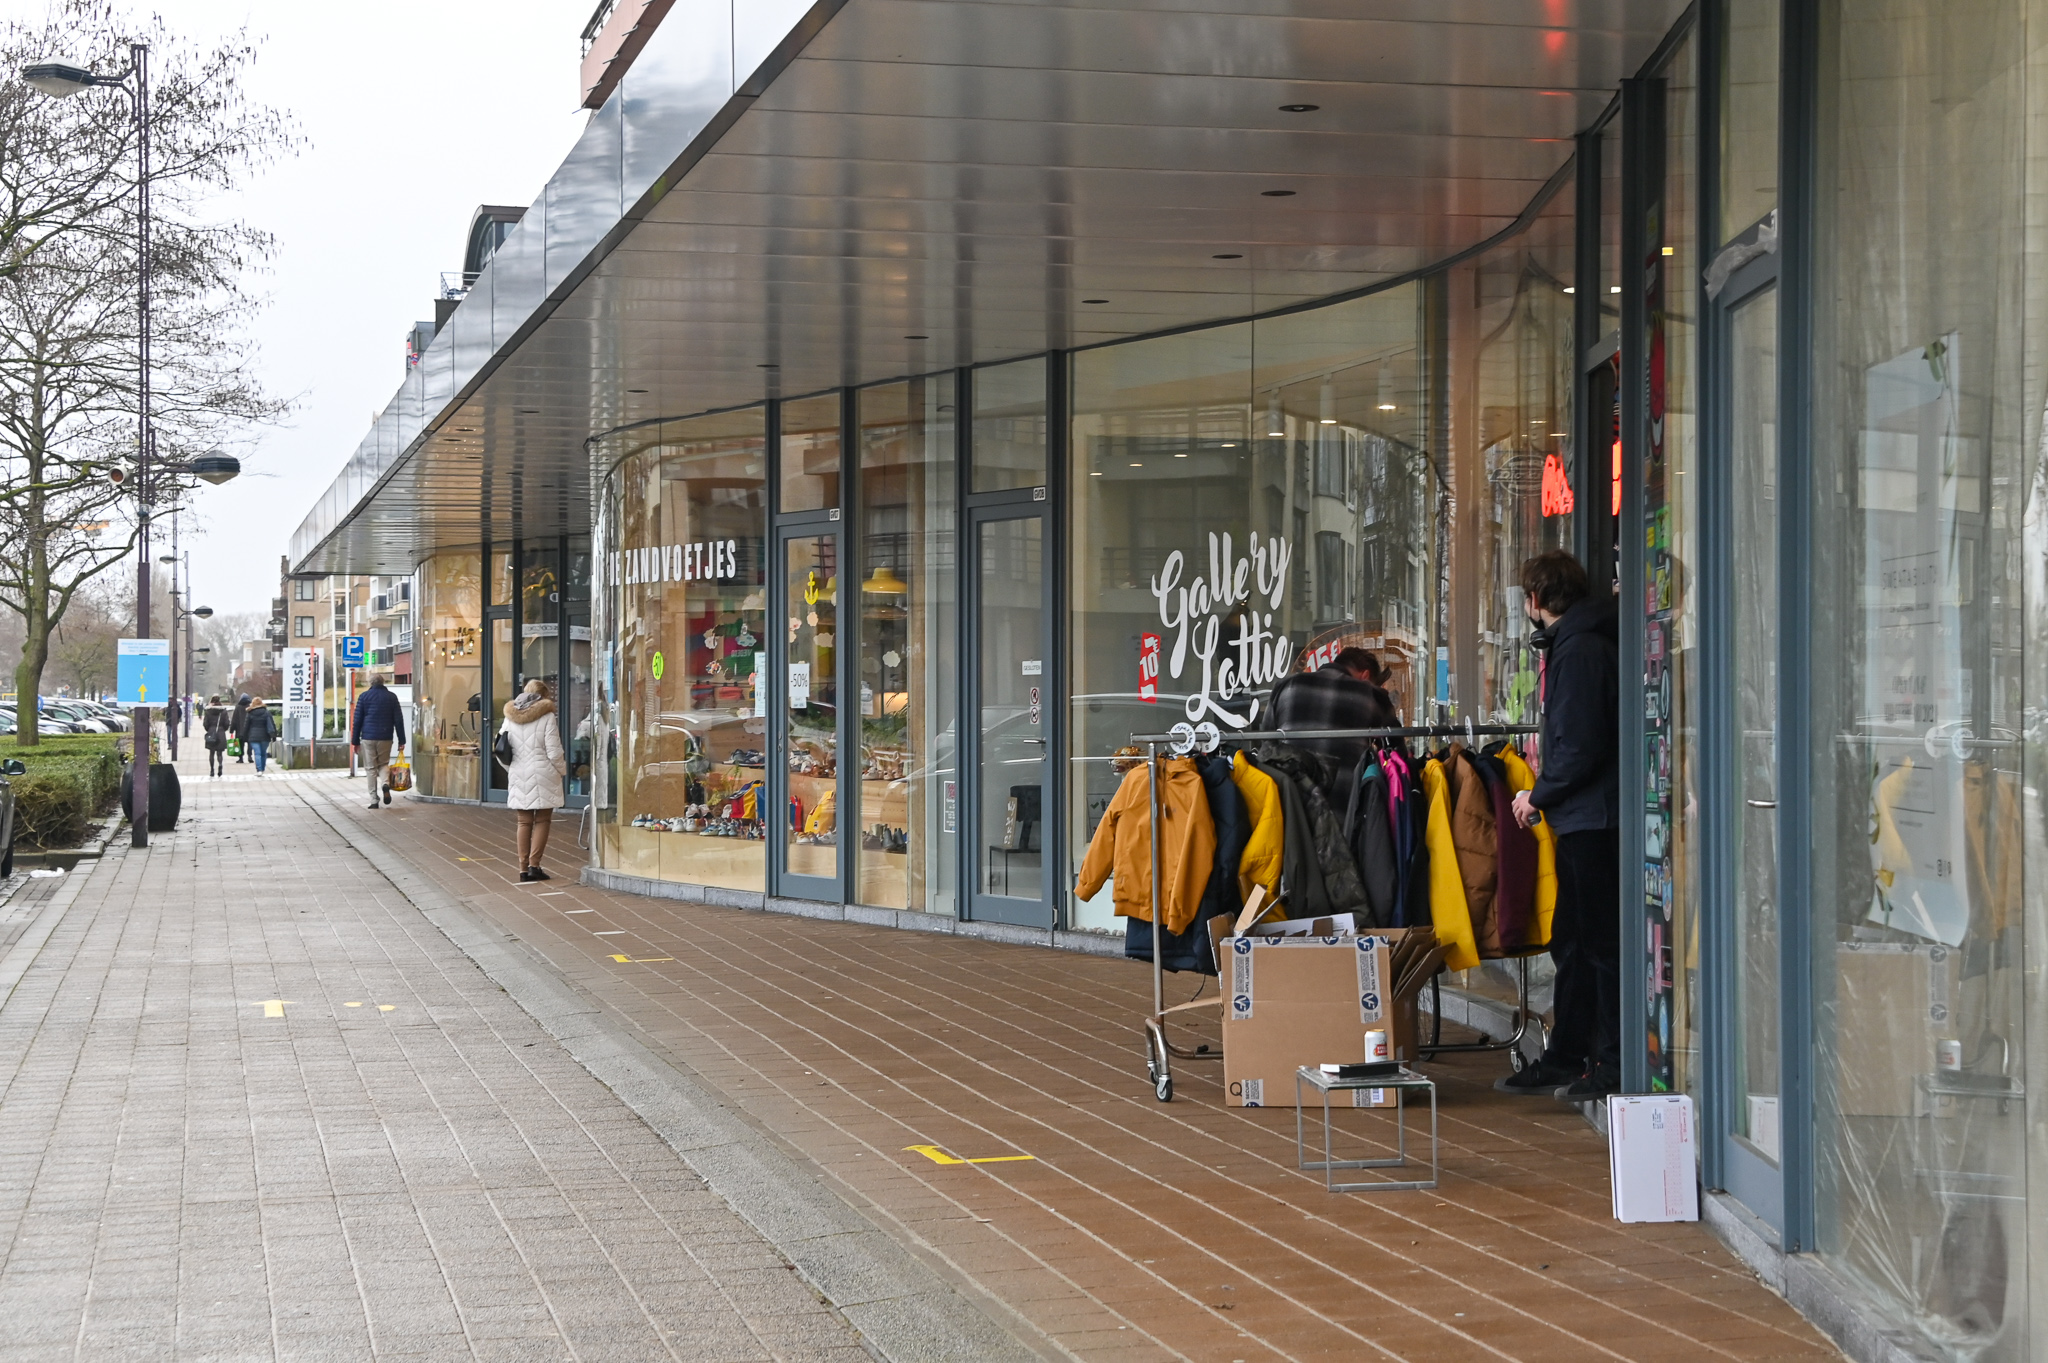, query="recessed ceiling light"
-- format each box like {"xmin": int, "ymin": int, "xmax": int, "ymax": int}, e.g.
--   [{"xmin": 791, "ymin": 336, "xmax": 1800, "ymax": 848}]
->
[
  {"xmin": 1212, "ymin": 253, "xmax": 1243, "ymax": 260},
  {"xmin": 1090, "ymin": 471, "xmax": 1102, "ymax": 476},
  {"xmin": 1083, "ymin": 298, "xmax": 1109, "ymax": 304},
  {"xmin": 1261, "ymin": 190, "xmax": 1296, "ymax": 197},
  {"xmin": 1279, "ymin": 103, "xmax": 1319, "ymax": 113},
  {"xmin": 1319, "ymin": 417, "xmax": 1336, "ymax": 425},
  {"xmin": 1129, "ymin": 461, "xmax": 1142, "ymax": 467},
  {"xmin": 1378, "ymin": 403, "xmax": 1397, "ymax": 411},
  {"xmin": 1220, "ymin": 442, "xmax": 1237, "ymax": 447},
  {"xmin": 1609, "ymin": 286, "xmax": 1621, "ymax": 293},
  {"xmin": 904, "ymin": 334, "xmax": 928, "ymax": 340},
  {"xmin": 1174, "ymin": 452, "xmax": 1188, "ymax": 458},
  {"xmin": 1563, "ymin": 286, "xmax": 1576, "ymax": 294}
]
